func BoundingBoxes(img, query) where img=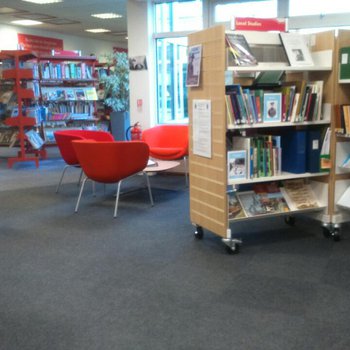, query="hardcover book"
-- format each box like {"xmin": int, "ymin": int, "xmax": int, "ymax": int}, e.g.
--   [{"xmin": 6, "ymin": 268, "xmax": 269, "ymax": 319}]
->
[
  {"xmin": 226, "ymin": 33, "xmax": 258, "ymax": 66},
  {"xmin": 279, "ymin": 32, "xmax": 314, "ymax": 67},
  {"xmin": 263, "ymin": 93, "xmax": 282, "ymax": 123}
]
